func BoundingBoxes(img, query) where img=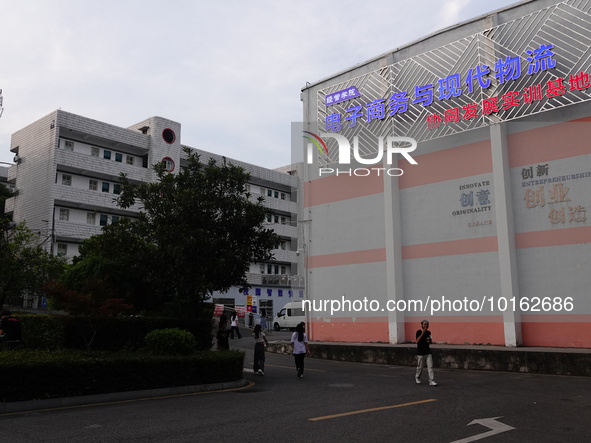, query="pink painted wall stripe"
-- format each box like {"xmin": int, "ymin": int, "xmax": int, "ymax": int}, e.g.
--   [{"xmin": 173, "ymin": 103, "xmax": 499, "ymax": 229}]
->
[
  {"xmin": 402, "ymin": 236, "xmax": 498, "ymax": 259},
  {"xmin": 508, "ymin": 117, "xmax": 591, "ymax": 168},
  {"xmin": 515, "ymin": 225, "xmax": 591, "ymax": 249},
  {"xmin": 399, "ymin": 140, "xmax": 492, "ymax": 189},
  {"xmin": 304, "ymin": 174, "xmax": 383, "ymax": 208},
  {"xmin": 307, "ymin": 248, "xmax": 386, "ymax": 268}
]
